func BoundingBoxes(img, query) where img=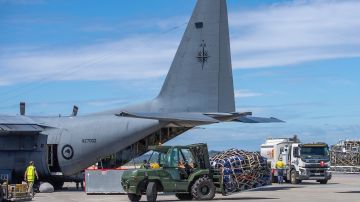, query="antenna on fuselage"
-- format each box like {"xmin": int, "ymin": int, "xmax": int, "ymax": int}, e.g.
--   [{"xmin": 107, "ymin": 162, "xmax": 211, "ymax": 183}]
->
[{"xmin": 20, "ymin": 102, "xmax": 25, "ymax": 116}]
